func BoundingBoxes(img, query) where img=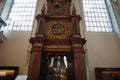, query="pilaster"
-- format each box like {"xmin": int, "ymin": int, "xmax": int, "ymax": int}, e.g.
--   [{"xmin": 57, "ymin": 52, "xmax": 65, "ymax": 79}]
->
[
  {"xmin": 73, "ymin": 48, "xmax": 84, "ymax": 80},
  {"xmin": 27, "ymin": 38, "xmax": 44, "ymax": 80}
]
